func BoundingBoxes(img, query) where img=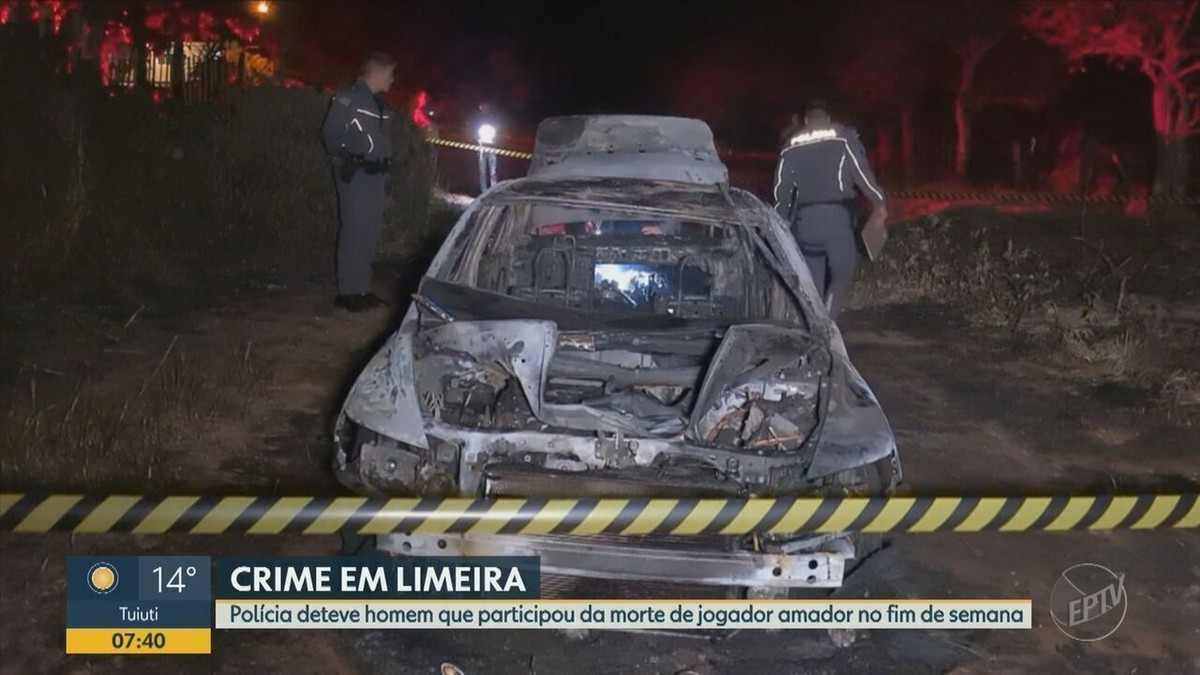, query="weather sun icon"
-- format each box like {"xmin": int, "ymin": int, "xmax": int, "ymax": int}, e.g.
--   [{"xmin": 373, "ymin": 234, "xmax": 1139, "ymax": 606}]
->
[{"xmin": 86, "ymin": 562, "xmax": 119, "ymax": 595}]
